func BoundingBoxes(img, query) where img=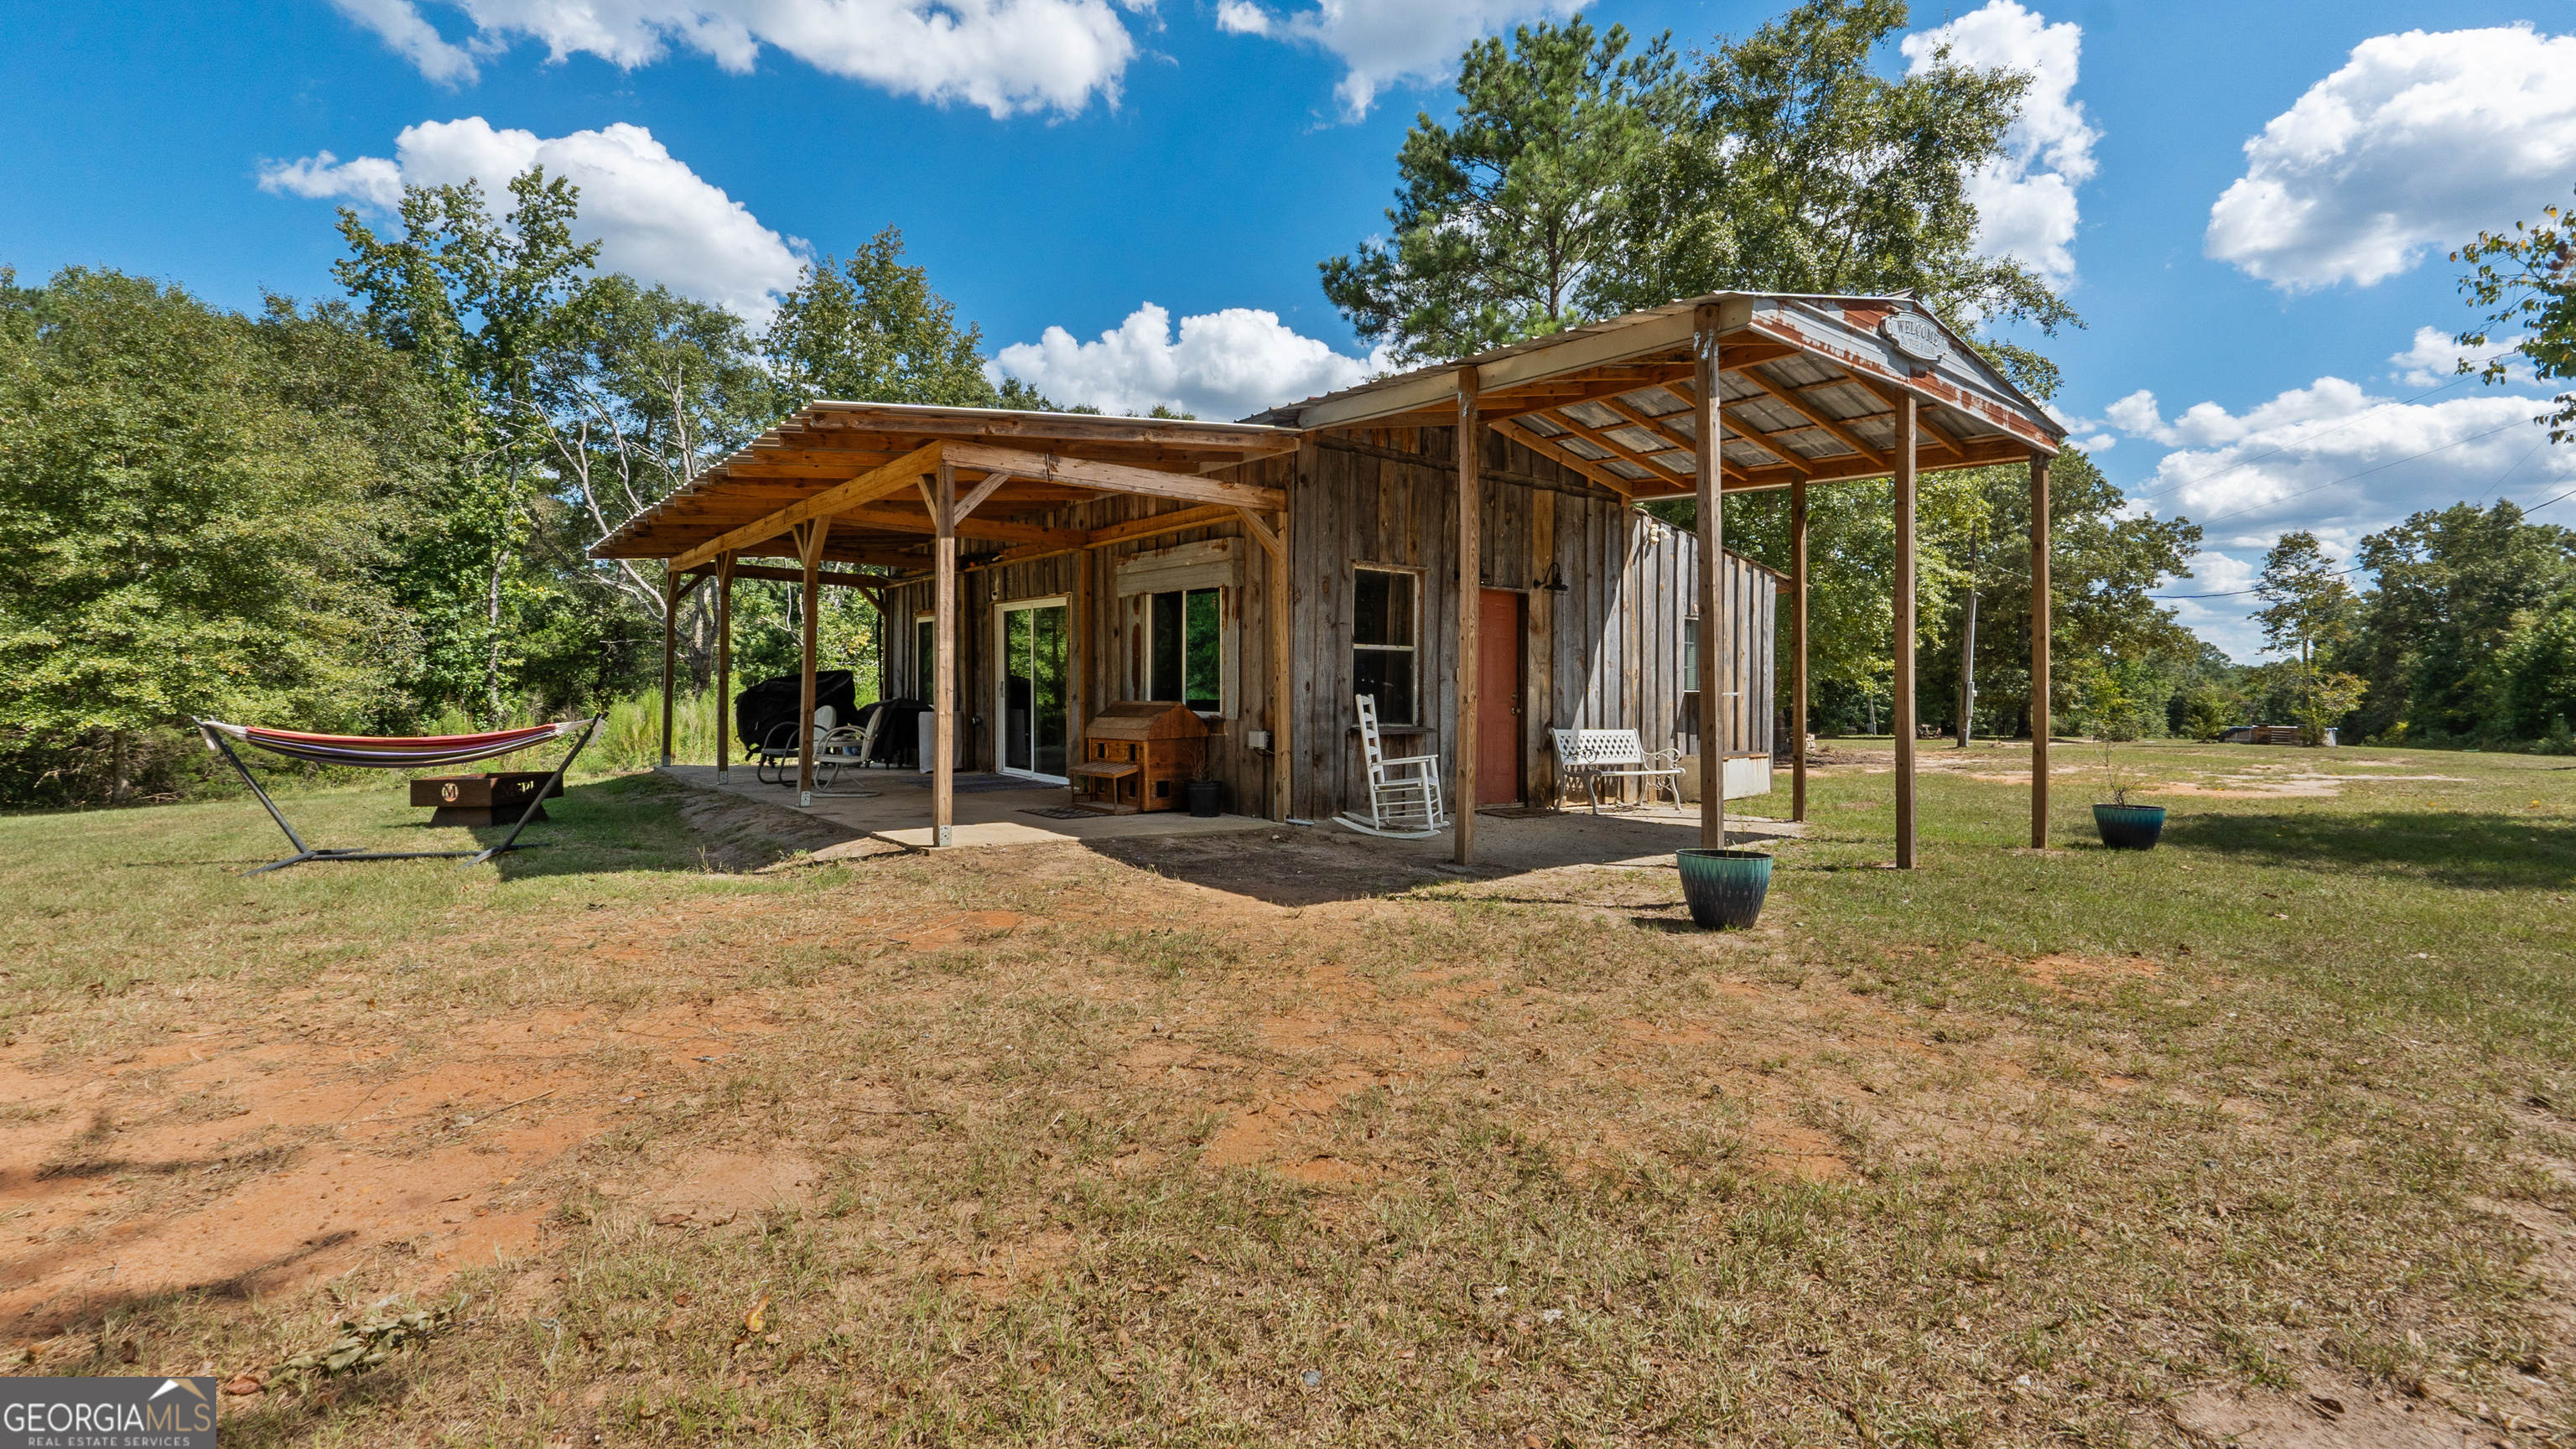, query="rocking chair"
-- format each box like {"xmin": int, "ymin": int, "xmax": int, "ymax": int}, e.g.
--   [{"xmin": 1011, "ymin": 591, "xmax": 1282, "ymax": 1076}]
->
[{"xmin": 1333, "ymin": 693, "xmax": 1450, "ymax": 839}]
